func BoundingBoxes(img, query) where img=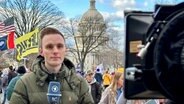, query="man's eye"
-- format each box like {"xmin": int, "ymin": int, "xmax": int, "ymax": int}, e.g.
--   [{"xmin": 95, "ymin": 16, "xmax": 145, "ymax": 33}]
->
[
  {"xmin": 57, "ymin": 44, "xmax": 64, "ymax": 49},
  {"xmin": 46, "ymin": 45, "xmax": 54, "ymax": 49}
]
